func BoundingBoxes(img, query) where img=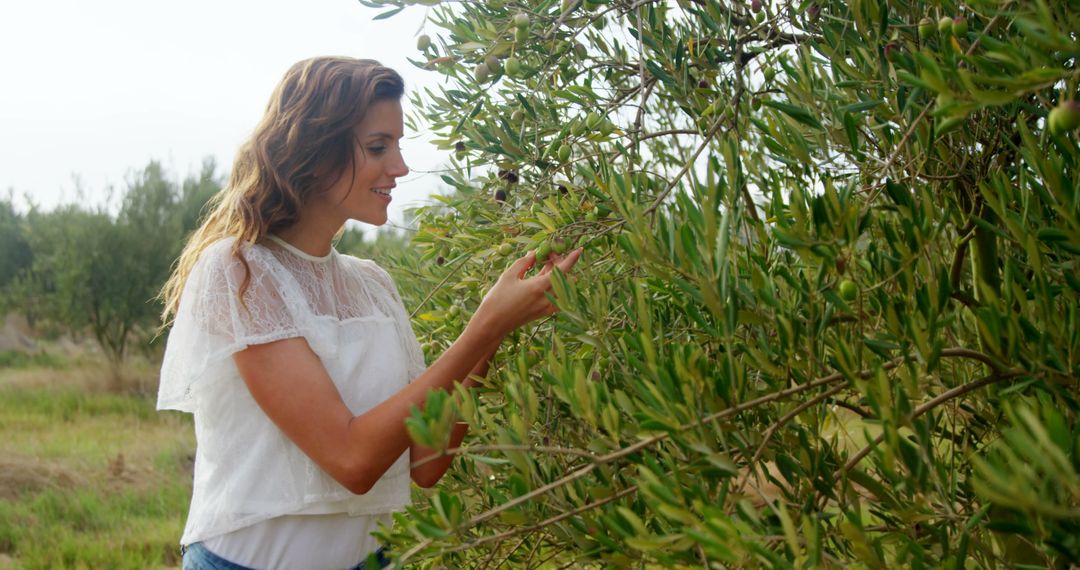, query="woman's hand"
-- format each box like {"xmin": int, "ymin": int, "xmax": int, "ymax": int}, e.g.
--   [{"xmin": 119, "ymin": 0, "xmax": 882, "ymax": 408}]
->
[{"xmin": 469, "ymin": 247, "xmax": 584, "ymax": 339}]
